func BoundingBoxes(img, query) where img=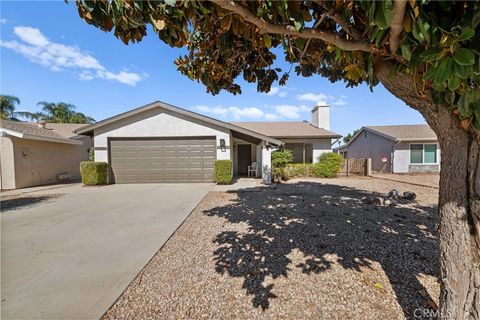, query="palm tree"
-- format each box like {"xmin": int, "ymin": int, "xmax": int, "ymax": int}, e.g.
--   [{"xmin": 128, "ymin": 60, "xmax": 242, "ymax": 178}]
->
[
  {"xmin": 0, "ymin": 95, "xmax": 37, "ymax": 121},
  {"xmin": 35, "ymin": 102, "xmax": 95, "ymax": 124}
]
